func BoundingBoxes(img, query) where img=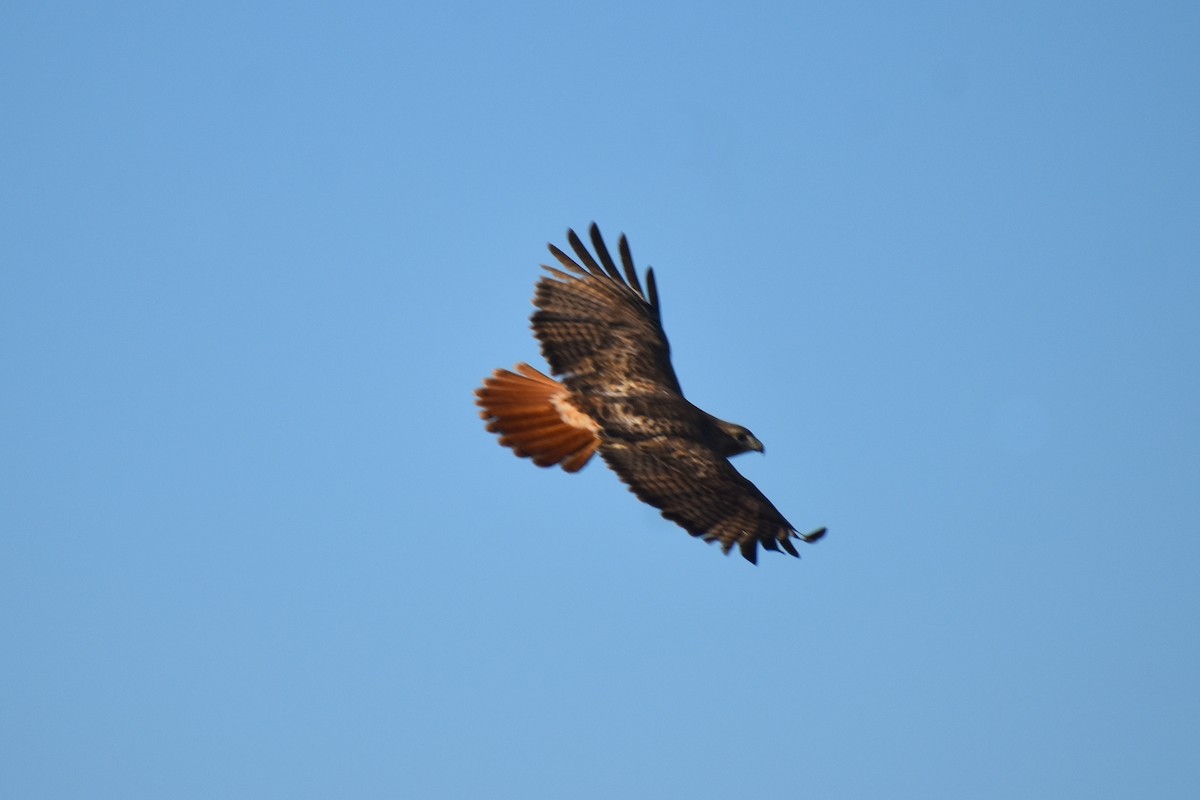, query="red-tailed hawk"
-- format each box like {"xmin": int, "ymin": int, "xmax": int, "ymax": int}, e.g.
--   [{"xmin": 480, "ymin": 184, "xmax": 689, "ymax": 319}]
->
[{"xmin": 476, "ymin": 225, "xmax": 826, "ymax": 563}]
